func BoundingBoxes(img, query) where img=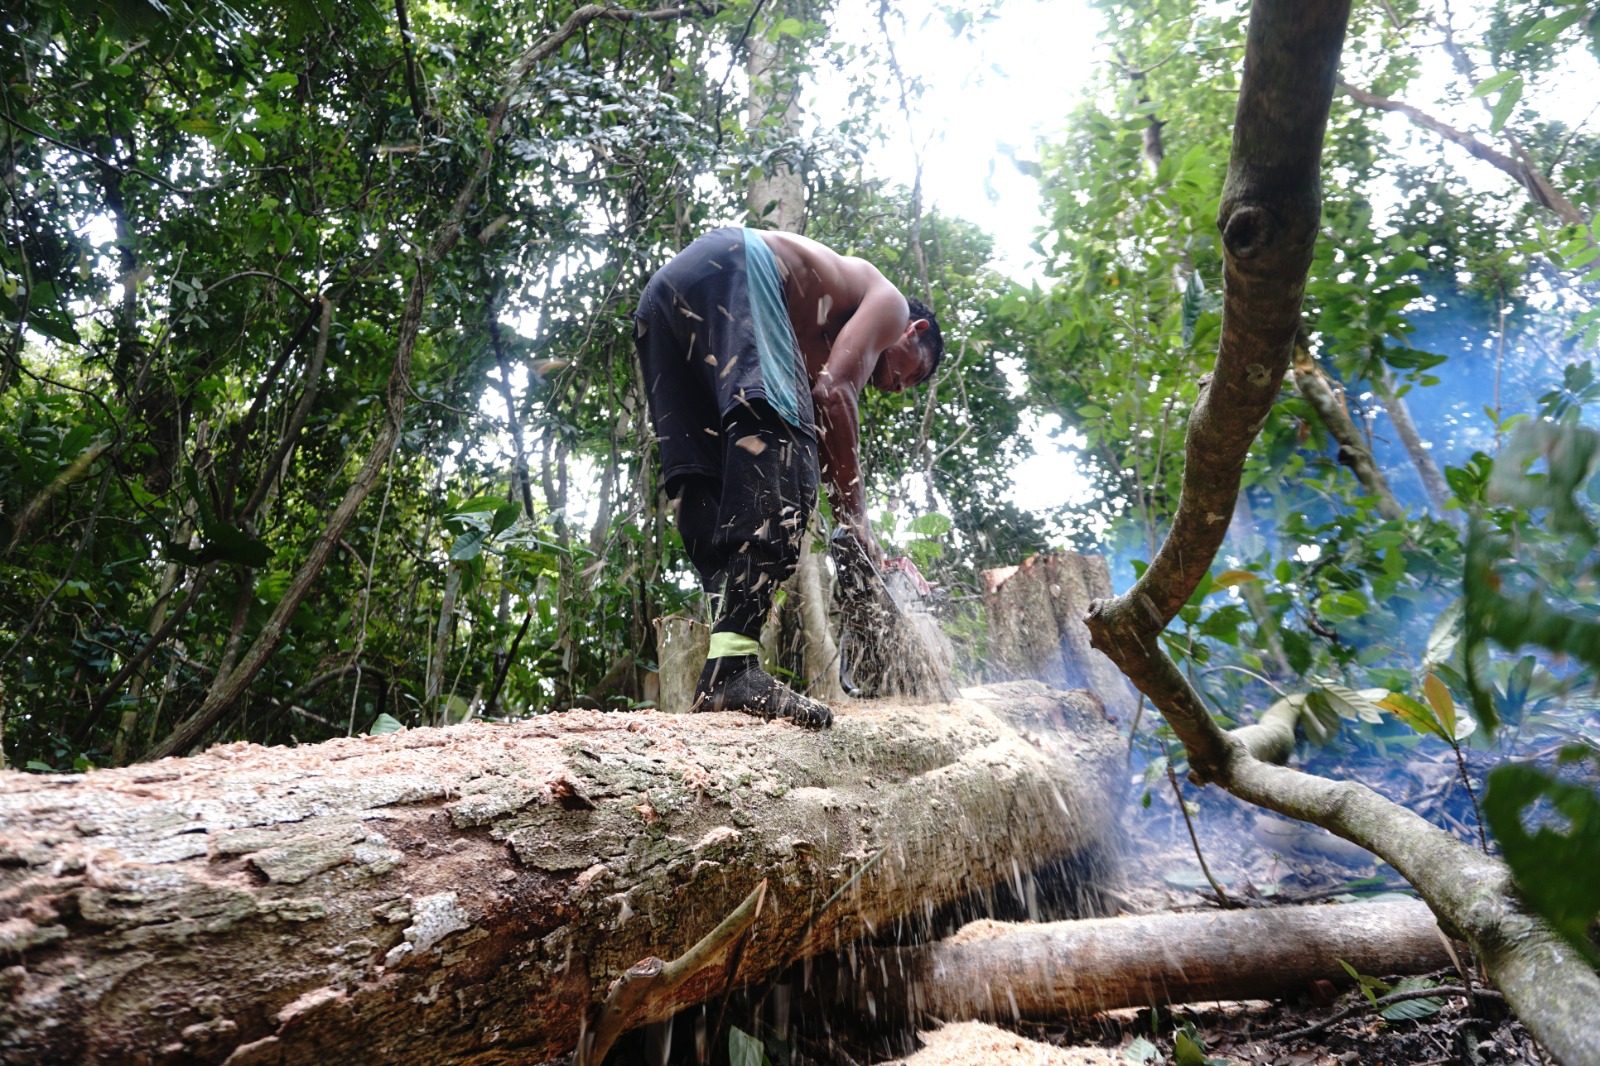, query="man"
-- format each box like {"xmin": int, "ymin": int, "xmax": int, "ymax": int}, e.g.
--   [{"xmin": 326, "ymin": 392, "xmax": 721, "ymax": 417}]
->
[{"xmin": 634, "ymin": 227, "xmax": 943, "ymax": 729}]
